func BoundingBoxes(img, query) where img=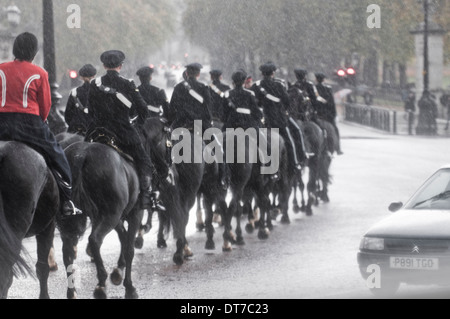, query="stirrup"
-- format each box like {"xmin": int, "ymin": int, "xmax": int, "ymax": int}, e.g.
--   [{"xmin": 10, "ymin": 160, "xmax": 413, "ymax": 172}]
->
[{"xmin": 61, "ymin": 200, "xmax": 83, "ymax": 216}]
